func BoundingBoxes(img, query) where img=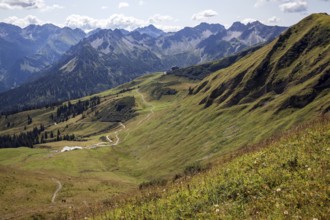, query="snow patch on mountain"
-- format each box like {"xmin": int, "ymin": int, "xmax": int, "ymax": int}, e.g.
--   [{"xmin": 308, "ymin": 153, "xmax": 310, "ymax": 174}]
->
[
  {"xmin": 223, "ymin": 31, "xmax": 242, "ymax": 41},
  {"xmin": 60, "ymin": 57, "xmax": 78, "ymax": 73},
  {"xmin": 20, "ymin": 61, "xmax": 41, "ymax": 73},
  {"xmin": 91, "ymin": 38, "xmax": 104, "ymax": 49}
]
